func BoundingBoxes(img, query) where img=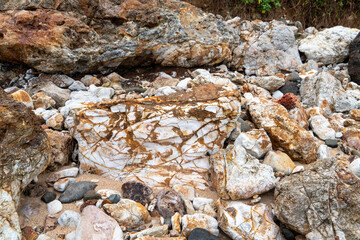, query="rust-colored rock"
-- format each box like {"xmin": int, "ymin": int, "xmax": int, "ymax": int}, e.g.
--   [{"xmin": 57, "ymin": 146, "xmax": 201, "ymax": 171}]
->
[{"xmin": 274, "ymin": 93, "xmax": 298, "ymax": 110}]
